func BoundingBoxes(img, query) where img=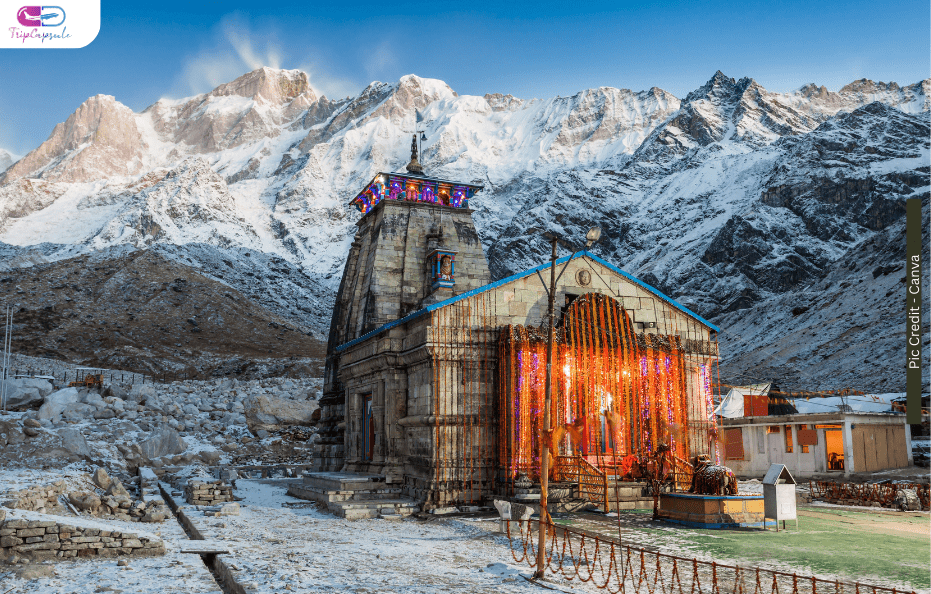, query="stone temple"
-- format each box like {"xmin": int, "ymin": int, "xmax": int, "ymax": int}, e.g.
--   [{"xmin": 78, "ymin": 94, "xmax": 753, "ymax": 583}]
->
[{"xmin": 306, "ymin": 138, "xmax": 722, "ymax": 513}]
